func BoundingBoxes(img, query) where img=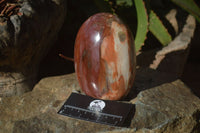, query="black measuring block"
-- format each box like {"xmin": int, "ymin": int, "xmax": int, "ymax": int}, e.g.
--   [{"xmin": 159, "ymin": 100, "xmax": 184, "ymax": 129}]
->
[{"xmin": 58, "ymin": 92, "xmax": 135, "ymax": 127}]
